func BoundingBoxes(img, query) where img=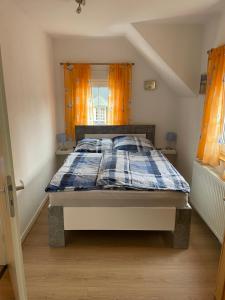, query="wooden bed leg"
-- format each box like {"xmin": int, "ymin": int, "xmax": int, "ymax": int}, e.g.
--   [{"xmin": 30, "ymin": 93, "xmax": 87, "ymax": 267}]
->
[
  {"xmin": 173, "ymin": 206, "xmax": 192, "ymax": 249},
  {"xmin": 48, "ymin": 205, "xmax": 66, "ymax": 247}
]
